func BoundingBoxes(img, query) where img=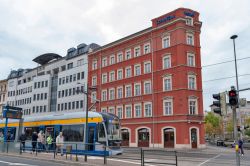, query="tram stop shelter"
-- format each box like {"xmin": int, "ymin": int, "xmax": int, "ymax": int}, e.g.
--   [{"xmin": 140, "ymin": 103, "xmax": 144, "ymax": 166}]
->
[{"xmin": 2, "ymin": 105, "xmax": 23, "ymax": 142}]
